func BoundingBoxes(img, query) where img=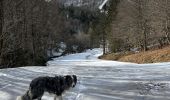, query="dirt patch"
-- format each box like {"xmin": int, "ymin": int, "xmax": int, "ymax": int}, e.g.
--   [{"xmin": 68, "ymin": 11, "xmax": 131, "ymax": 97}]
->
[
  {"xmin": 100, "ymin": 46, "xmax": 170, "ymax": 64},
  {"xmin": 99, "ymin": 51, "xmax": 134, "ymax": 60}
]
